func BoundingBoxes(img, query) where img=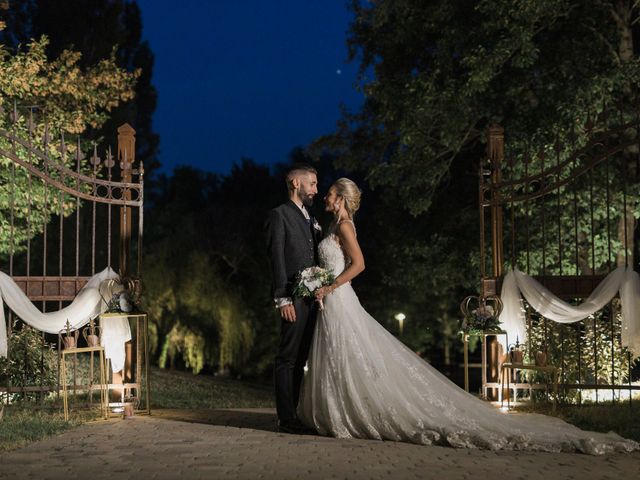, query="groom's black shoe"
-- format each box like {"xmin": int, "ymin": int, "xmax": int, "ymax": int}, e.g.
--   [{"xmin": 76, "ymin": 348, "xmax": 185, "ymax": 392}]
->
[{"xmin": 277, "ymin": 418, "xmax": 317, "ymax": 435}]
